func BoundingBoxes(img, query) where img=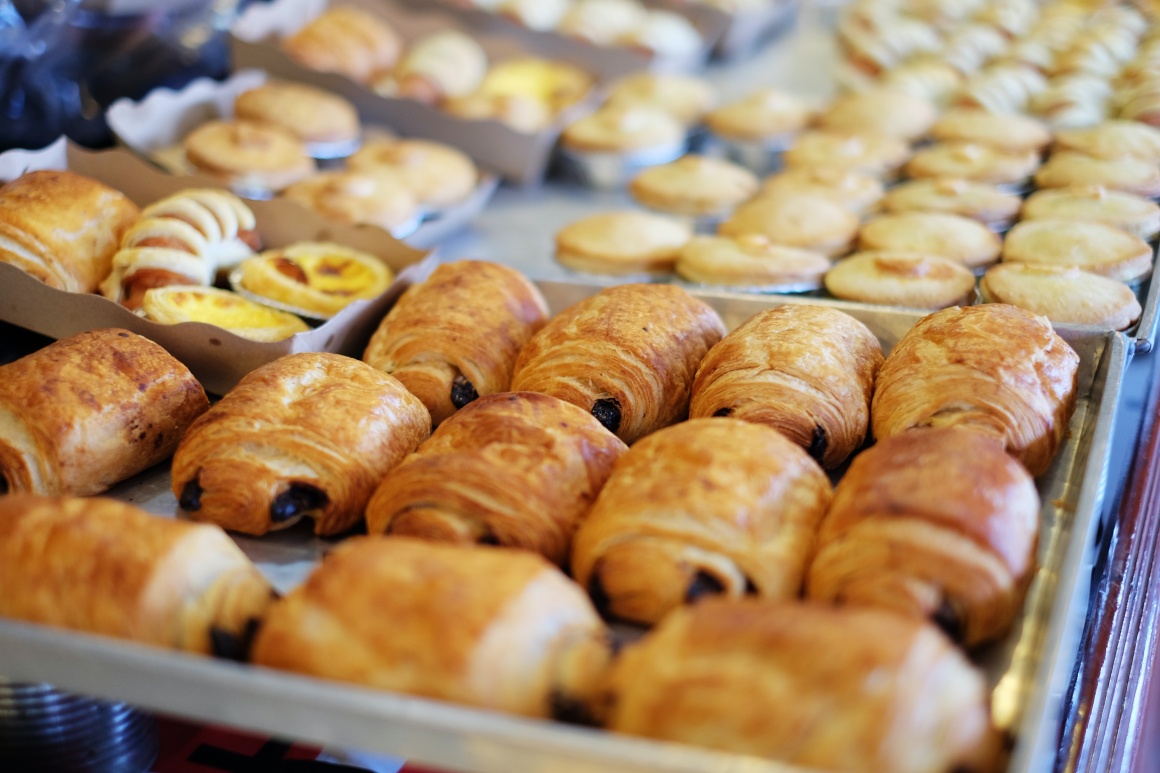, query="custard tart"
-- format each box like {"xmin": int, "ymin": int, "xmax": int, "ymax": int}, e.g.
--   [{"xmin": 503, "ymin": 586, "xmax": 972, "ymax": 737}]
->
[
  {"xmin": 238, "ymin": 242, "xmax": 393, "ymax": 318},
  {"xmin": 141, "ymin": 286, "xmax": 309, "ymax": 341}
]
